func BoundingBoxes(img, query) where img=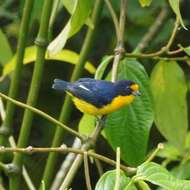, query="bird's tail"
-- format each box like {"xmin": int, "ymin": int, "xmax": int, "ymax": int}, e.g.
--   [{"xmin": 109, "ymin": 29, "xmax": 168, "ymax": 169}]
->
[{"xmin": 52, "ymin": 79, "xmax": 69, "ymax": 91}]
